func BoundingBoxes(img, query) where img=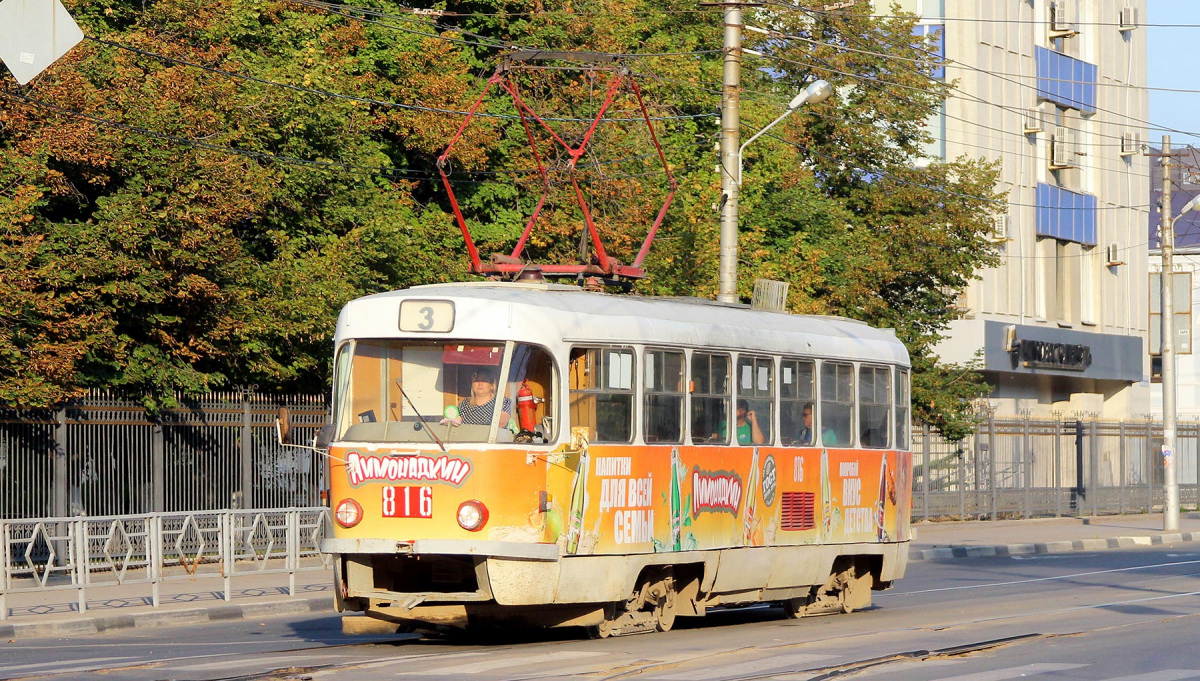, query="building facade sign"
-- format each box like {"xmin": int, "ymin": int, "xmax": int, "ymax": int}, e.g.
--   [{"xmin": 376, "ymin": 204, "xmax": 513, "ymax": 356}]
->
[
  {"xmin": 1013, "ymin": 338, "xmax": 1092, "ymax": 371},
  {"xmin": 983, "ymin": 321, "xmax": 1141, "ymax": 382}
]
